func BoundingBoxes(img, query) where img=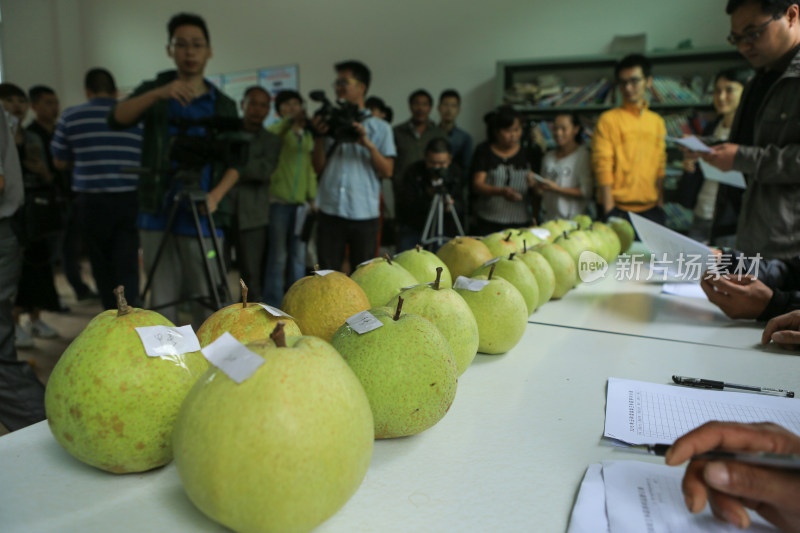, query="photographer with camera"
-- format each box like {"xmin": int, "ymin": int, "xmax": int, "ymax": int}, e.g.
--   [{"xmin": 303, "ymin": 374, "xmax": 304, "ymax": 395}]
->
[
  {"xmin": 311, "ymin": 60, "xmax": 396, "ymax": 271},
  {"xmin": 108, "ymin": 13, "xmax": 238, "ymax": 326},
  {"xmin": 396, "ymin": 138, "xmax": 463, "ymax": 252}
]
